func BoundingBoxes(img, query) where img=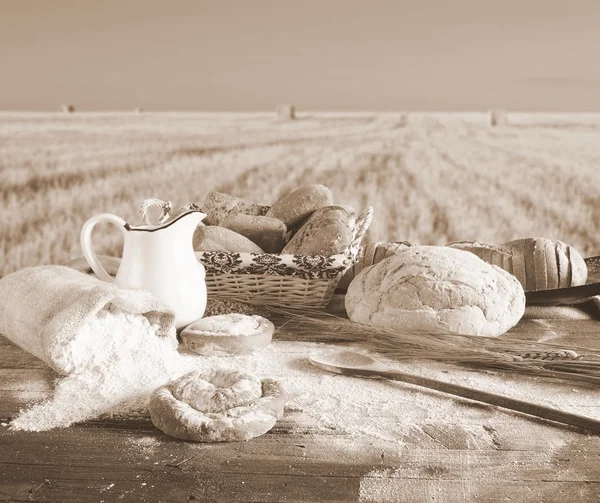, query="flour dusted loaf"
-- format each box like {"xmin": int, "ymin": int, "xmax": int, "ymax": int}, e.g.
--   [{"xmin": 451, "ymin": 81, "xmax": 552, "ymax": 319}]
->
[
  {"xmin": 447, "ymin": 238, "xmax": 587, "ymax": 291},
  {"xmin": 149, "ymin": 369, "xmax": 285, "ymax": 442},
  {"xmin": 221, "ymin": 214, "xmax": 287, "ymax": 253},
  {"xmin": 181, "ymin": 314, "xmax": 274, "ymax": 356},
  {"xmin": 345, "ymin": 246, "xmax": 526, "ymax": 337},
  {"xmin": 193, "ymin": 226, "xmax": 265, "ymax": 253},
  {"xmin": 202, "ymin": 191, "xmax": 270, "ymax": 226},
  {"xmin": 266, "ymin": 184, "xmax": 333, "ymax": 228},
  {"xmin": 282, "ymin": 205, "xmax": 356, "ymax": 255}
]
